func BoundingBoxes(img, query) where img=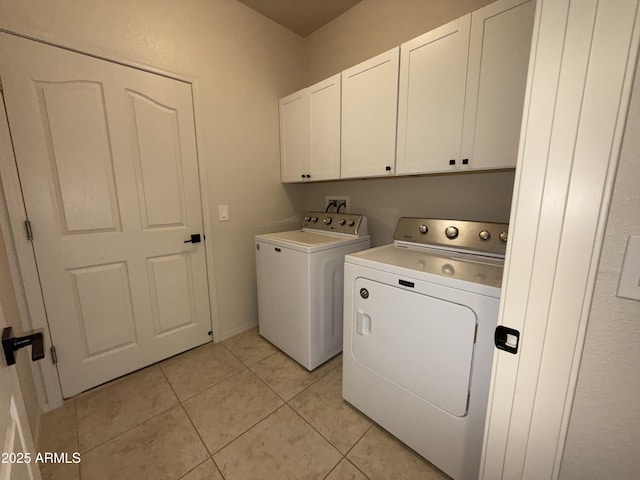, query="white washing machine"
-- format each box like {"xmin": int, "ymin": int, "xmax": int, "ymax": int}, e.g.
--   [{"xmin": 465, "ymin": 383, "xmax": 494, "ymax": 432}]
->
[
  {"xmin": 256, "ymin": 212, "xmax": 369, "ymax": 370},
  {"xmin": 343, "ymin": 217, "xmax": 508, "ymax": 480}
]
